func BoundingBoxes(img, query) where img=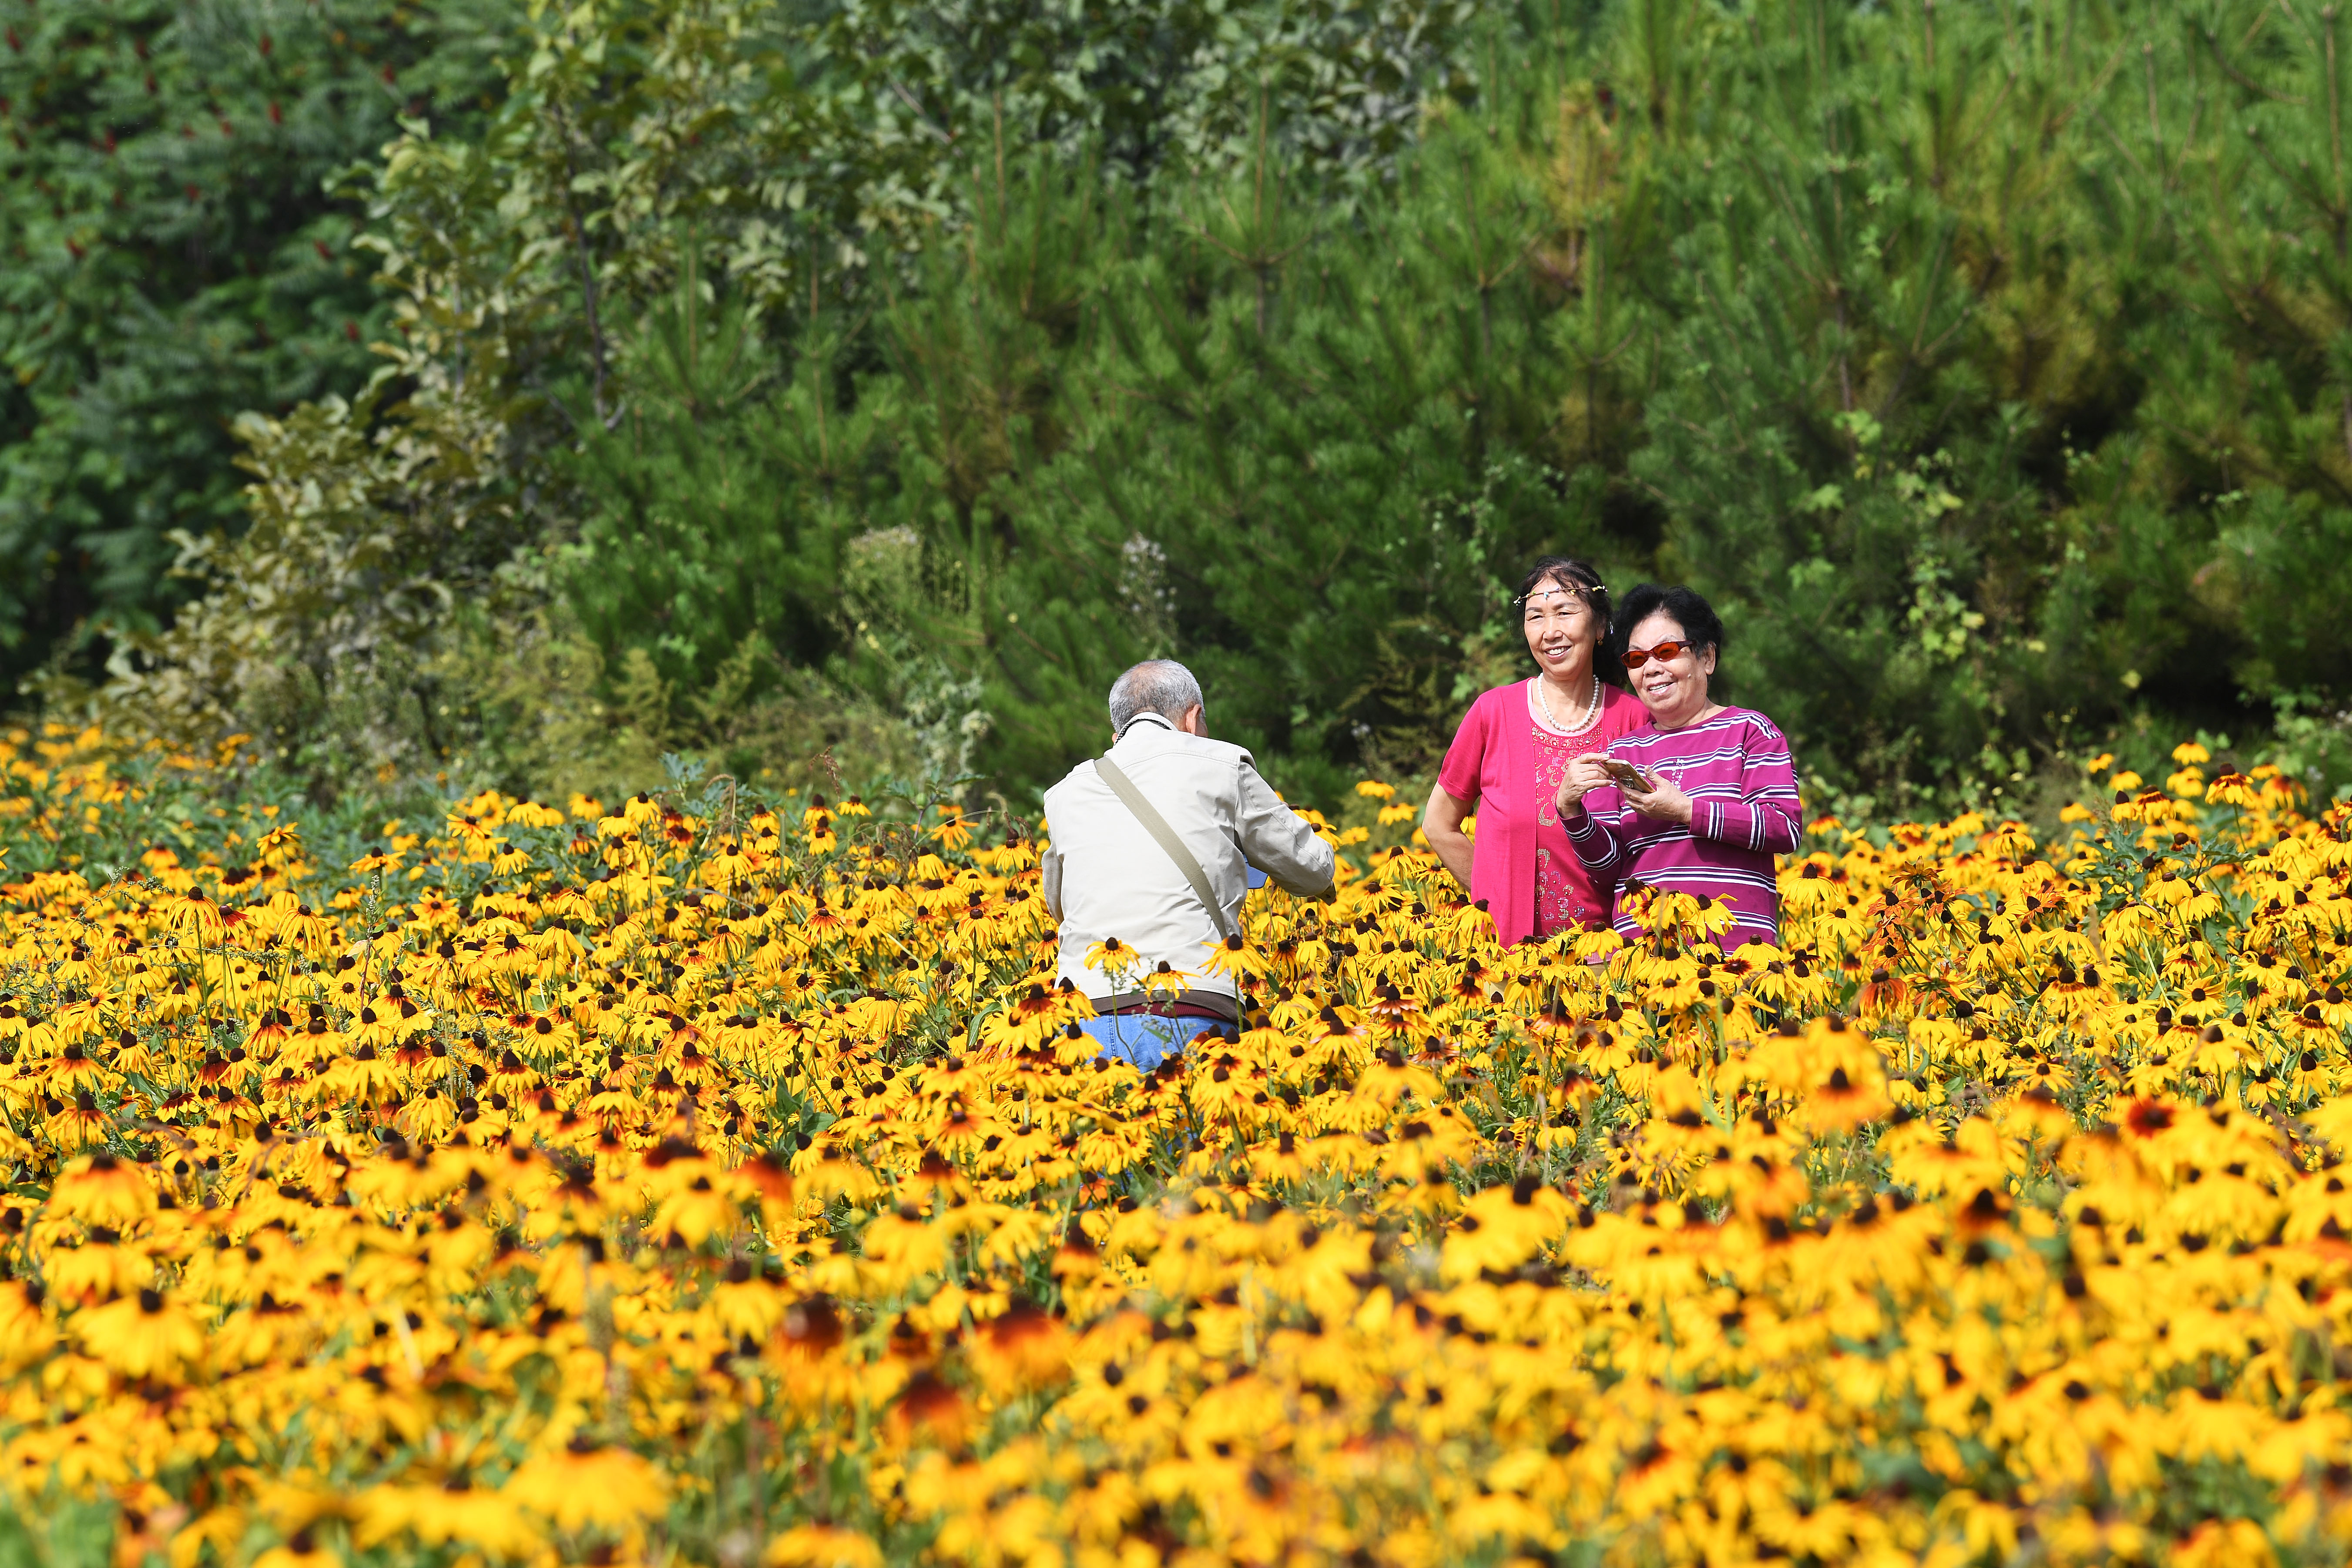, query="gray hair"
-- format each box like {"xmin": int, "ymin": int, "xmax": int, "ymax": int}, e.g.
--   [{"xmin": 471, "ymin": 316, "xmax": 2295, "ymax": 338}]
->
[{"xmin": 1107, "ymin": 659, "xmax": 1204, "ymax": 735}]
